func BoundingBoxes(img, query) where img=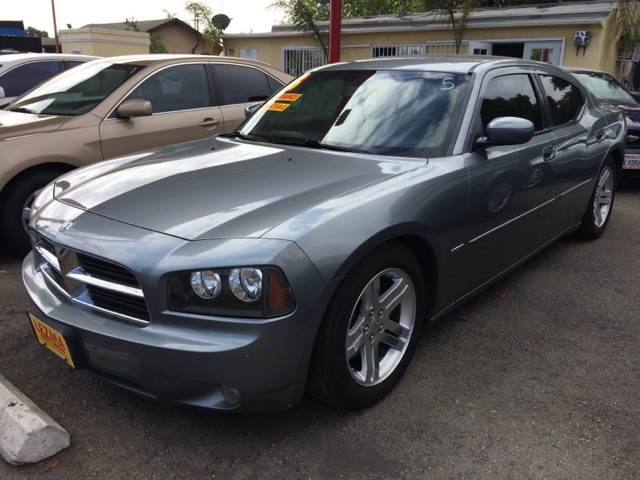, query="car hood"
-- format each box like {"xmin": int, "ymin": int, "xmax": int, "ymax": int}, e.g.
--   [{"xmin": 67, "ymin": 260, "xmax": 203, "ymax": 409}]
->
[
  {"xmin": 0, "ymin": 110, "xmax": 67, "ymax": 140},
  {"xmin": 54, "ymin": 137, "xmax": 424, "ymax": 240},
  {"xmin": 598, "ymin": 100, "xmax": 640, "ymax": 128}
]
